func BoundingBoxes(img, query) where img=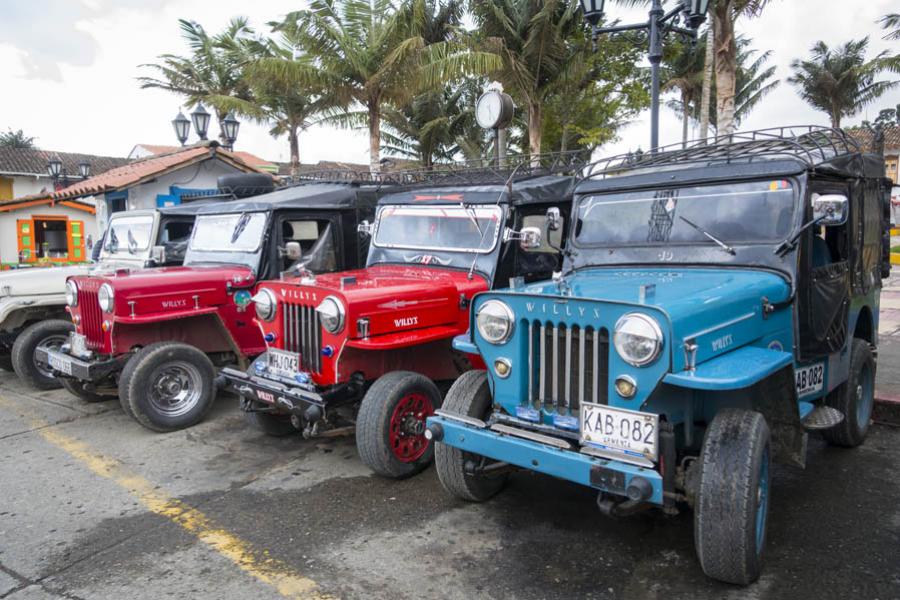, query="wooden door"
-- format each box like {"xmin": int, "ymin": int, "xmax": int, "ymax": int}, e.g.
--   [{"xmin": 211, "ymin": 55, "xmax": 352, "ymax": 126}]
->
[
  {"xmin": 16, "ymin": 219, "xmax": 35, "ymax": 263},
  {"xmin": 68, "ymin": 220, "xmax": 85, "ymax": 262}
]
